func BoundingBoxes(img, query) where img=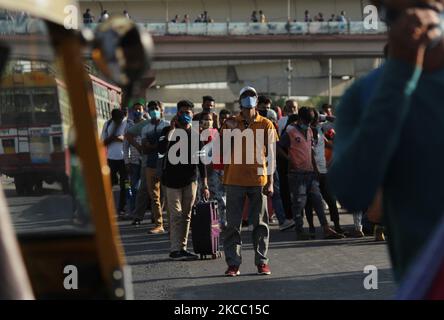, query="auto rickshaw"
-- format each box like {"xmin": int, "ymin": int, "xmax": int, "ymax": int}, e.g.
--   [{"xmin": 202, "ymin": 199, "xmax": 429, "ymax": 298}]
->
[{"xmin": 0, "ymin": 0, "xmax": 154, "ymax": 299}]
